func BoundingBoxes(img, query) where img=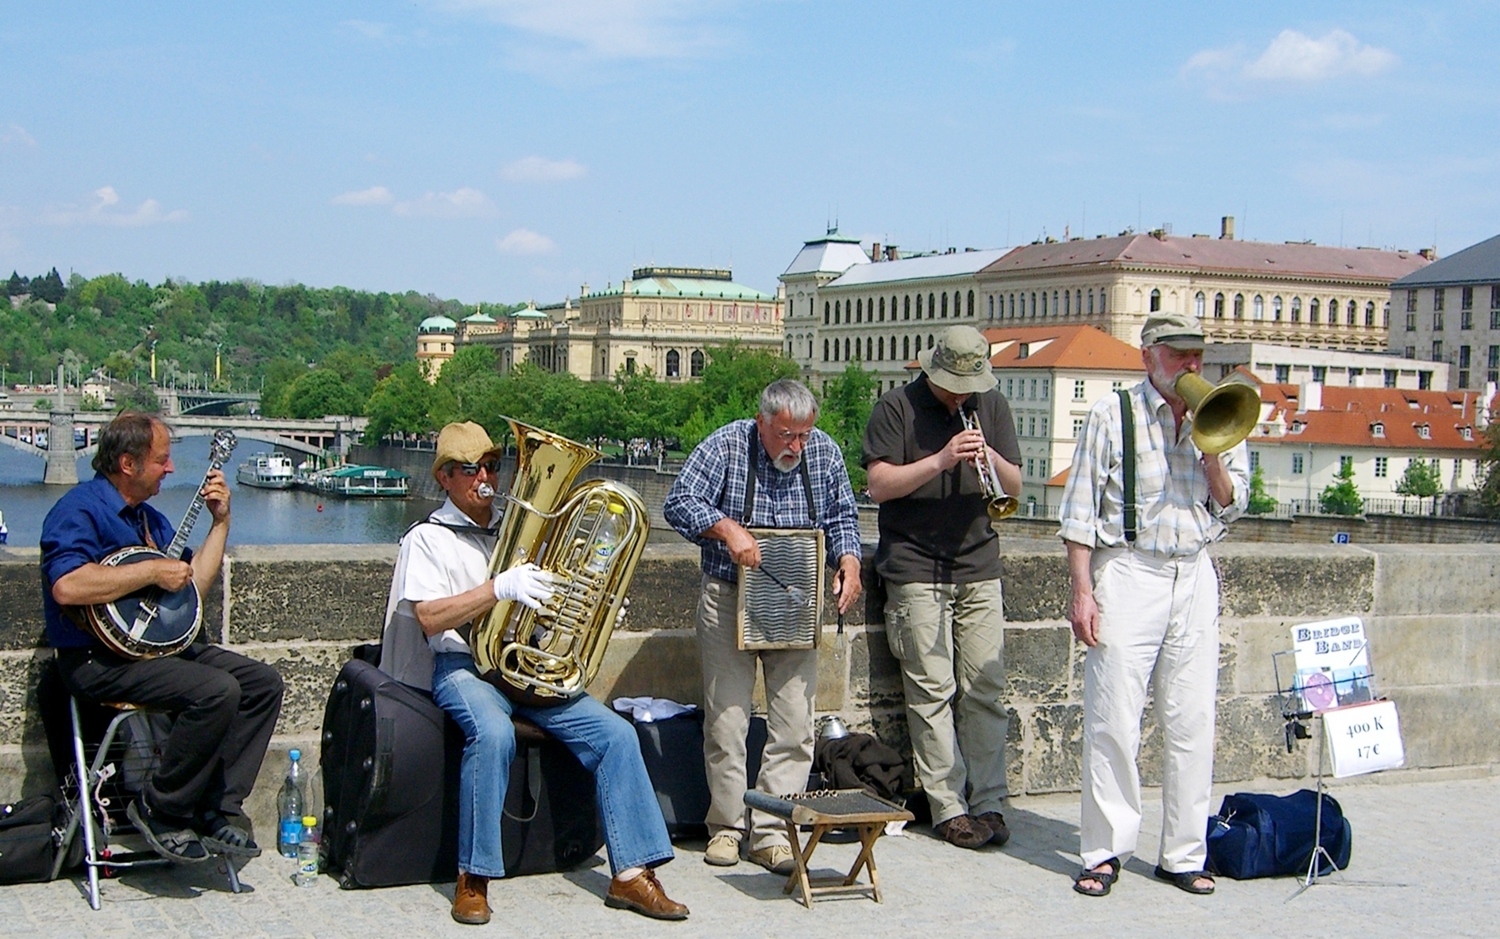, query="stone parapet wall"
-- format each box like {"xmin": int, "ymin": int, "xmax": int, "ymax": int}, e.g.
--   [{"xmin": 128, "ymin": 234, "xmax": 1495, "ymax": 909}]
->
[{"xmin": 2, "ymin": 541, "xmax": 1496, "ymax": 836}]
